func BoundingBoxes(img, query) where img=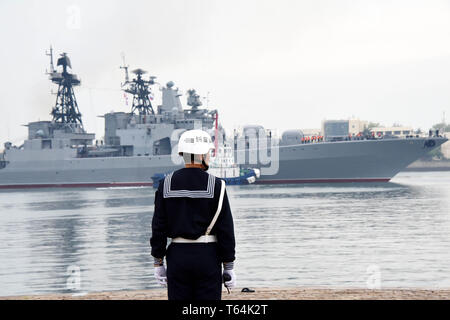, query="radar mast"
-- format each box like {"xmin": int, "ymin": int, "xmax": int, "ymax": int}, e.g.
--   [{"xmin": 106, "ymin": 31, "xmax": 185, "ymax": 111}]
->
[
  {"xmin": 187, "ymin": 89, "xmax": 202, "ymax": 111},
  {"xmin": 120, "ymin": 63, "xmax": 156, "ymax": 115},
  {"xmin": 47, "ymin": 48, "xmax": 83, "ymax": 128}
]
